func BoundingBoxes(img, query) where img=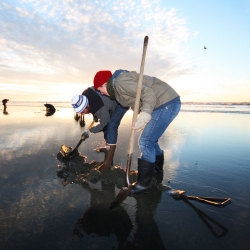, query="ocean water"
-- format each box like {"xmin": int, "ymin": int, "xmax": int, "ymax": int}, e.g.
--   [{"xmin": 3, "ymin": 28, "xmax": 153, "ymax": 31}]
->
[
  {"xmin": 0, "ymin": 103, "xmax": 250, "ymax": 249},
  {"xmin": 7, "ymin": 101, "xmax": 250, "ymax": 112},
  {"xmin": 181, "ymin": 103, "xmax": 250, "ymax": 114}
]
